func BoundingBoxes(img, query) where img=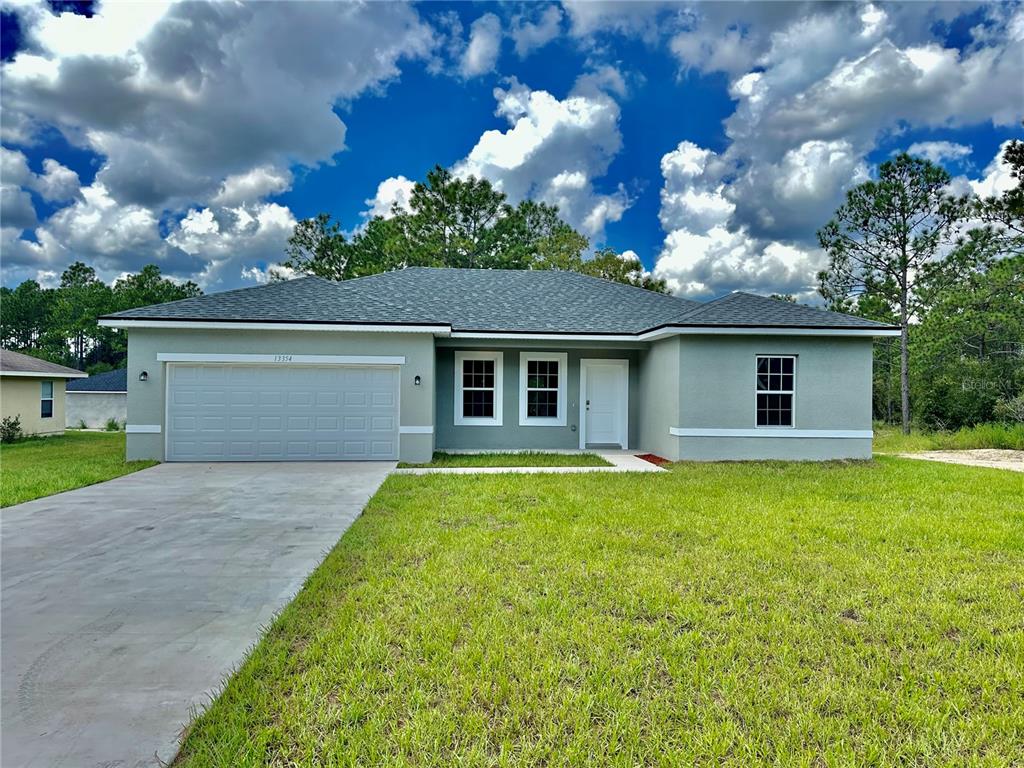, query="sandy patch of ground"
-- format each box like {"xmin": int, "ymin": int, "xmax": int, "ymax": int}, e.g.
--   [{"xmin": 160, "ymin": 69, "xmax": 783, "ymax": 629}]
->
[{"xmin": 896, "ymin": 449, "xmax": 1024, "ymax": 473}]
